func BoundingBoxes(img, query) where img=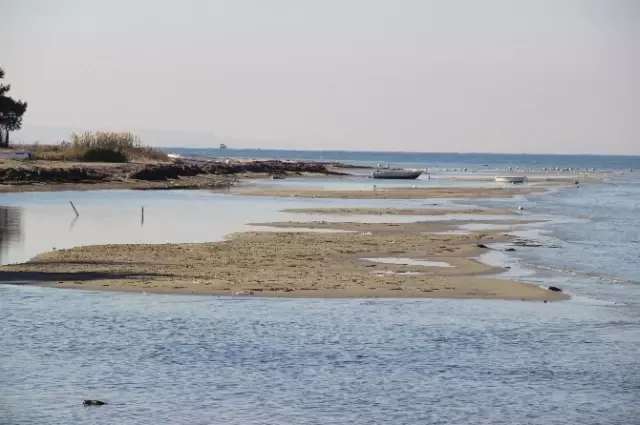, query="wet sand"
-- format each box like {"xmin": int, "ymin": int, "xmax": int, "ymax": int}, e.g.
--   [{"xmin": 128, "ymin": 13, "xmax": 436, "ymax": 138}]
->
[
  {"xmin": 0, "ymin": 222, "xmax": 565, "ymax": 301},
  {"xmin": 233, "ymin": 186, "xmax": 548, "ymax": 199},
  {"xmin": 249, "ymin": 219, "xmax": 542, "ymax": 234},
  {"xmin": 434, "ymin": 175, "xmax": 603, "ymax": 183},
  {"xmin": 281, "ymin": 207, "xmax": 518, "ymax": 216}
]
